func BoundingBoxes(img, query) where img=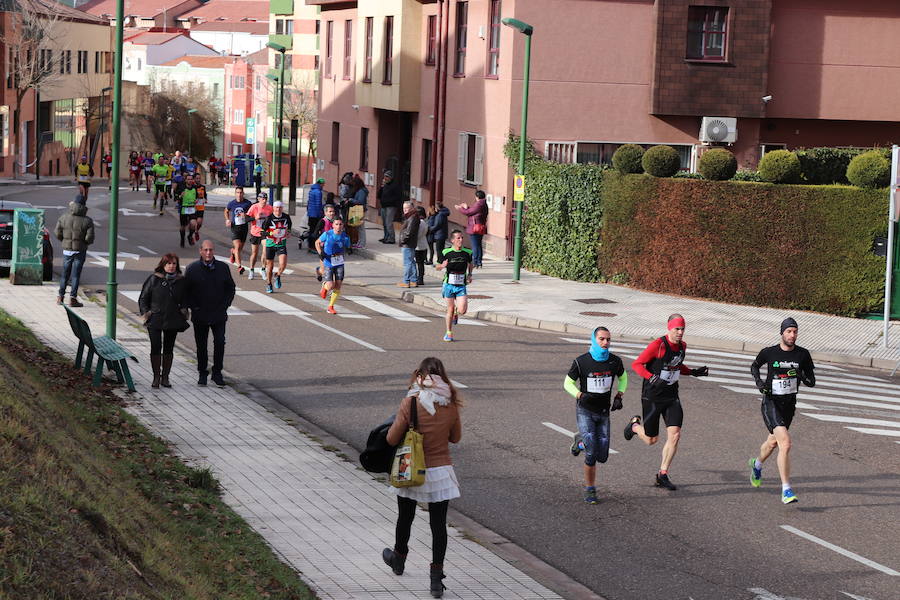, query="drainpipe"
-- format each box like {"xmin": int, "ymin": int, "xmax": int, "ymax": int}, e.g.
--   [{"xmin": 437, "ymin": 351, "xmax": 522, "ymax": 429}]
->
[
  {"xmin": 435, "ymin": 0, "xmax": 450, "ymax": 208},
  {"xmin": 428, "ymin": 0, "xmax": 443, "ymax": 209}
]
